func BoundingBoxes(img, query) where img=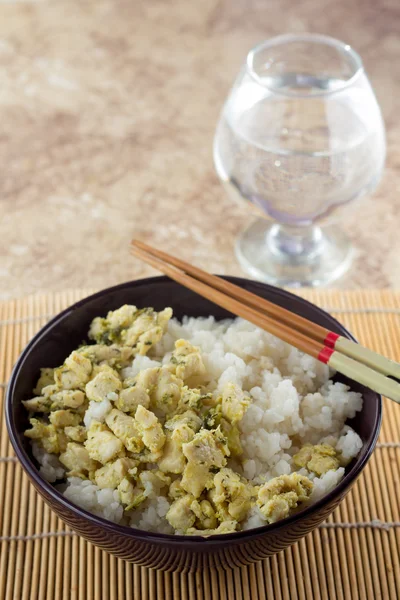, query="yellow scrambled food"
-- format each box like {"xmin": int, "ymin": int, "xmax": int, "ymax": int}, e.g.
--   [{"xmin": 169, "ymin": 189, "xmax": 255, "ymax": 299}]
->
[{"xmin": 23, "ymin": 305, "xmax": 341, "ymax": 536}]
